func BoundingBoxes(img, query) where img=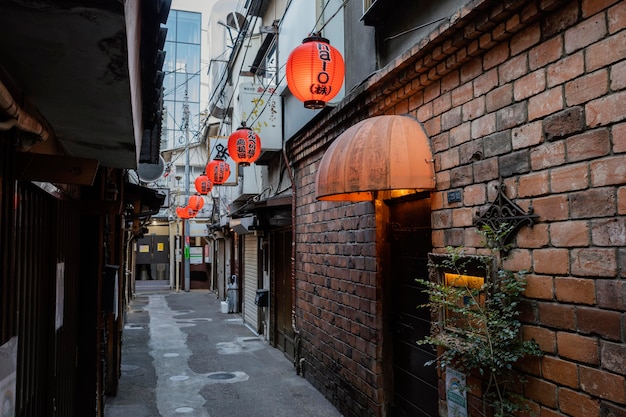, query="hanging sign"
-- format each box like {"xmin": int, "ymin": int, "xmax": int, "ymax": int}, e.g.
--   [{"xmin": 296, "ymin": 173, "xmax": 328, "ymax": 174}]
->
[{"xmin": 240, "ymin": 83, "xmax": 282, "ymax": 151}]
